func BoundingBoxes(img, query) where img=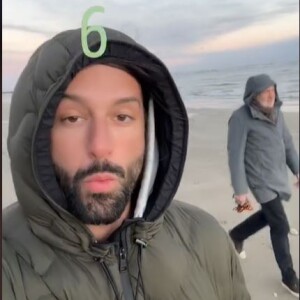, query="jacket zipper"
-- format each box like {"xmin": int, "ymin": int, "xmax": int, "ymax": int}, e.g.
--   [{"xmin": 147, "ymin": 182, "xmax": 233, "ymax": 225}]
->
[{"xmin": 119, "ymin": 227, "xmax": 135, "ymax": 300}]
